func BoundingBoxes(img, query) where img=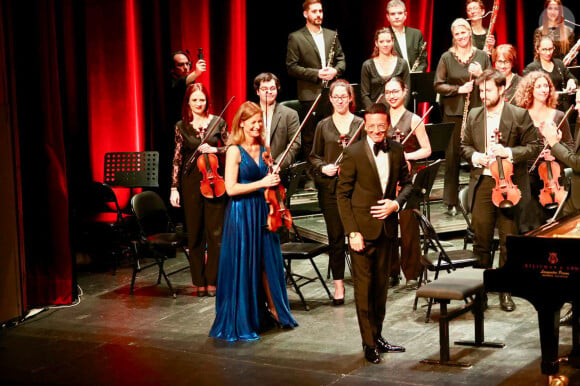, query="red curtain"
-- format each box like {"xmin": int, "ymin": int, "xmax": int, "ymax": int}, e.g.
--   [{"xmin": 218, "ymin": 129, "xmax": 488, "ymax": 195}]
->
[{"xmin": 405, "ymin": 0, "xmax": 434, "ymax": 71}]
